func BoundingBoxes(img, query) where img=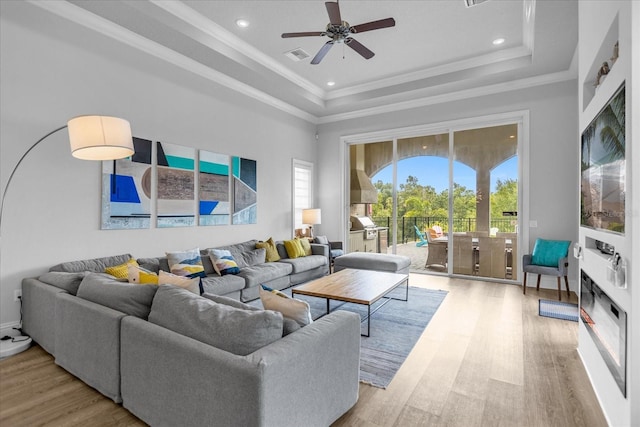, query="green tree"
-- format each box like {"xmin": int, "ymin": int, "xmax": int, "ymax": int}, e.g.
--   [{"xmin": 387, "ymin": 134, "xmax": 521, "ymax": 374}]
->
[{"xmin": 491, "ymin": 179, "xmax": 518, "ymax": 219}]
